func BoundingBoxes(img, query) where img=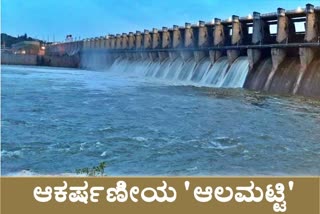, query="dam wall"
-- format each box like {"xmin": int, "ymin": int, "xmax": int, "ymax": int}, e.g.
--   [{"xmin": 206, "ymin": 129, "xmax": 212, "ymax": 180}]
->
[
  {"xmin": 41, "ymin": 55, "xmax": 80, "ymax": 68},
  {"xmin": 1, "ymin": 53, "xmax": 80, "ymax": 68},
  {"xmin": 1, "ymin": 53, "xmax": 38, "ymax": 66},
  {"xmin": 46, "ymin": 4, "xmax": 320, "ymax": 98}
]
